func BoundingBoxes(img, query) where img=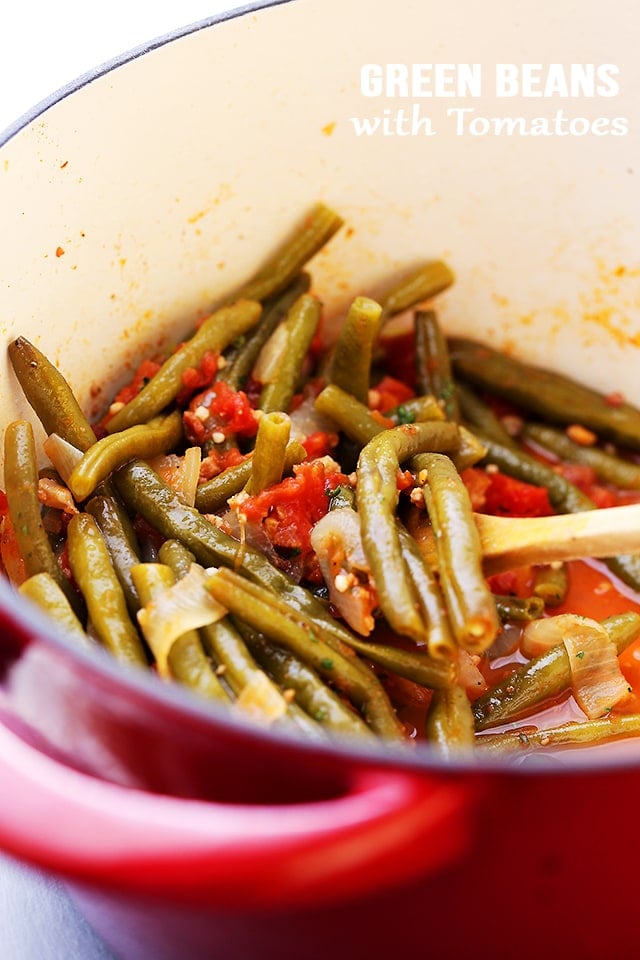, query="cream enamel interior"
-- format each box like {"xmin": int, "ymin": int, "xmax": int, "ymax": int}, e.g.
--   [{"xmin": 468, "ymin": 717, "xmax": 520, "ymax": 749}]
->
[{"xmin": 1, "ymin": 0, "xmax": 639, "ymax": 458}]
